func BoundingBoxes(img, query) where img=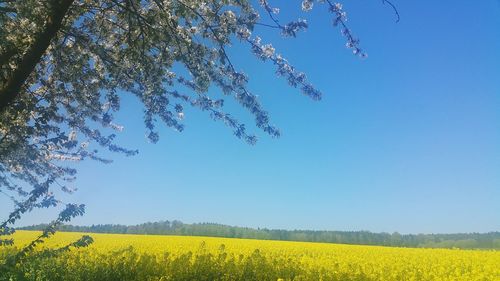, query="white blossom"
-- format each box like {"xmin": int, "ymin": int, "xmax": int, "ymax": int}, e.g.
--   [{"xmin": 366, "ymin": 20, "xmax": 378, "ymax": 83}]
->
[
  {"xmin": 302, "ymin": 0, "xmax": 314, "ymax": 12},
  {"xmin": 237, "ymin": 27, "xmax": 251, "ymax": 40},
  {"xmin": 68, "ymin": 130, "xmax": 77, "ymax": 141},
  {"xmin": 262, "ymin": 44, "xmax": 275, "ymax": 58},
  {"xmin": 109, "ymin": 123, "xmax": 124, "ymax": 132}
]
